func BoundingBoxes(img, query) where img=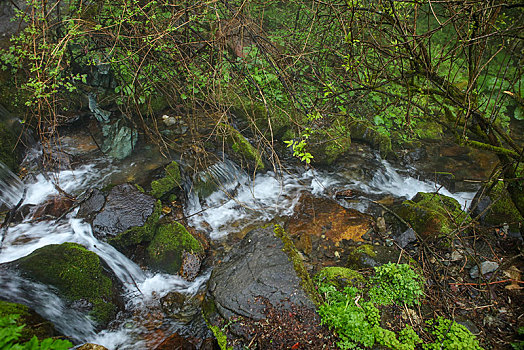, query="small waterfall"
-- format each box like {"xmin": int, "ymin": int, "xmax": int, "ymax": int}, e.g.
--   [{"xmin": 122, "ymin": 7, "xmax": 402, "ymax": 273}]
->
[{"xmin": 0, "ymin": 161, "xmax": 24, "ymax": 208}]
